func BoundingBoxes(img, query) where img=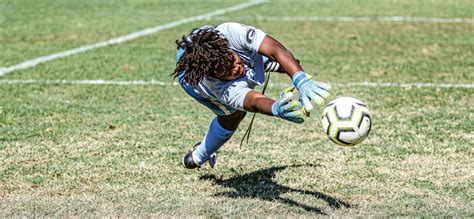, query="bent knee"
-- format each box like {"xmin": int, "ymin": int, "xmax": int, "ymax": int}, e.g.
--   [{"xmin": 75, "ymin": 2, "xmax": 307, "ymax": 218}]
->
[{"xmin": 218, "ymin": 111, "xmax": 246, "ymax": 131}]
